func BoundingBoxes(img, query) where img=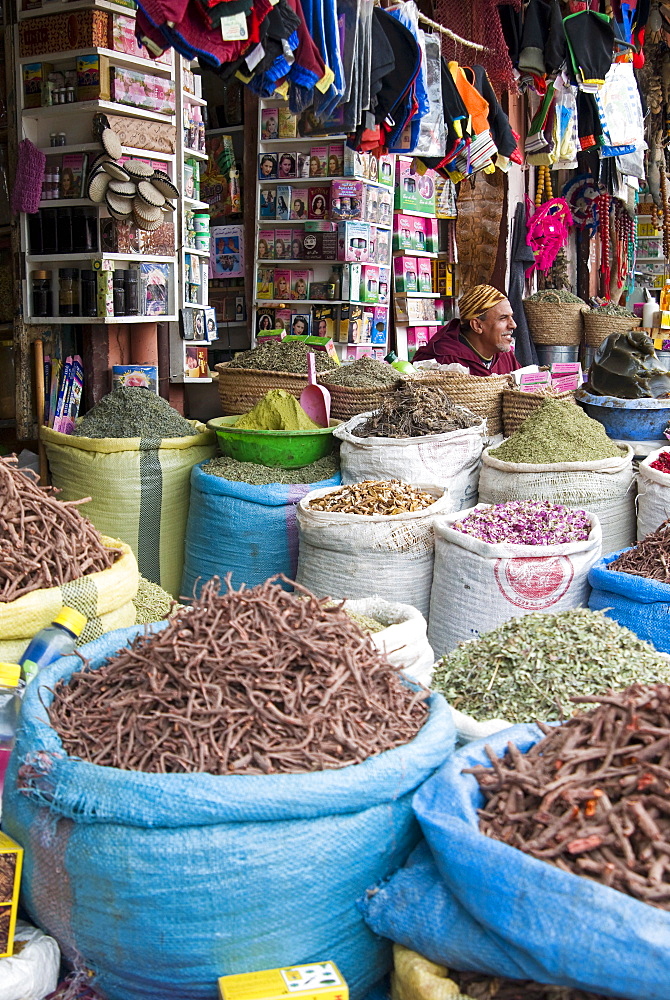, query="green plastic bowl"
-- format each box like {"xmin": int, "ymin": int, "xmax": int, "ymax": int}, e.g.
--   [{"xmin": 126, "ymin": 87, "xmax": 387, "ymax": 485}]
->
[{"xmin": 207, "ymin": 416, "xmax": 341, "ymax": 468}]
